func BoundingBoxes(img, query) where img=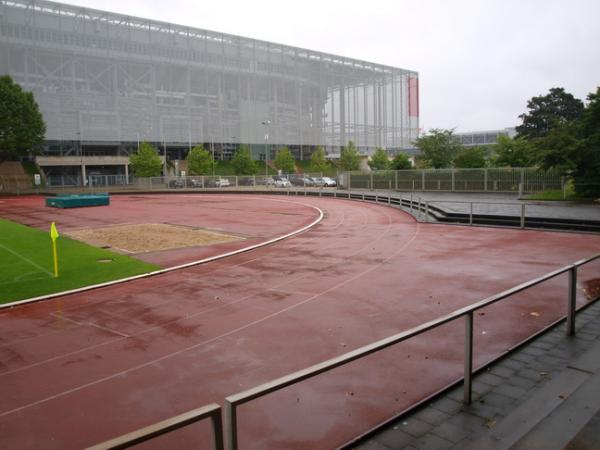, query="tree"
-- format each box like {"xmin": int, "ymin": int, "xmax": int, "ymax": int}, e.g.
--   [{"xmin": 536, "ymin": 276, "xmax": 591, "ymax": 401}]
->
[
  {"xmin": 415, "ymin": 129, "xmax": 462, "ymax": 168},
  {"xmin": 339, "ymin": 140, "xmax": 360, "ymax": 171},
  {"xmin": 231, "ymin": 145, "xmax": 256, "ymax": 175},
  {"xmin": 571, "ymin": 87, "xmax": 600, "ymax": 196},
  {"xmin": 491, "ymin": 135, "xmax": 532, "ymax": 167},
  {"xmin": 310, "ymin": 145, "xmax": 328, "ymax": 173},
  {"xmin": 129, "ymin": 142, "xmax": 163, "ymax": 177},
  {"xmin": 518, "ymin": 87, "xmax": 600, "ymax": 197},
  {"xmin": 186, "ymin": 144, "xmax": 214, "ymax": 175},
  {"xmin": 453, "ymin": 146, "xmax": 487, "ymax": 168},
  {"xmin": 516, "ymin": 87, "xmax": 584, "ymax": 139},
  {"xmin": 390, "ymin": 152, "xmax": 412, "ymax": 170},
  {"xmin": 0, "ymin": 75, "xmax": 46, "ymax": 162},
  {"xmin": 368, "ymin": 148, "xmax": 390, "ymax": 170},
  {"xmin": 274, "ymin": 147, "xmax": 296, "ymax": 173}
]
